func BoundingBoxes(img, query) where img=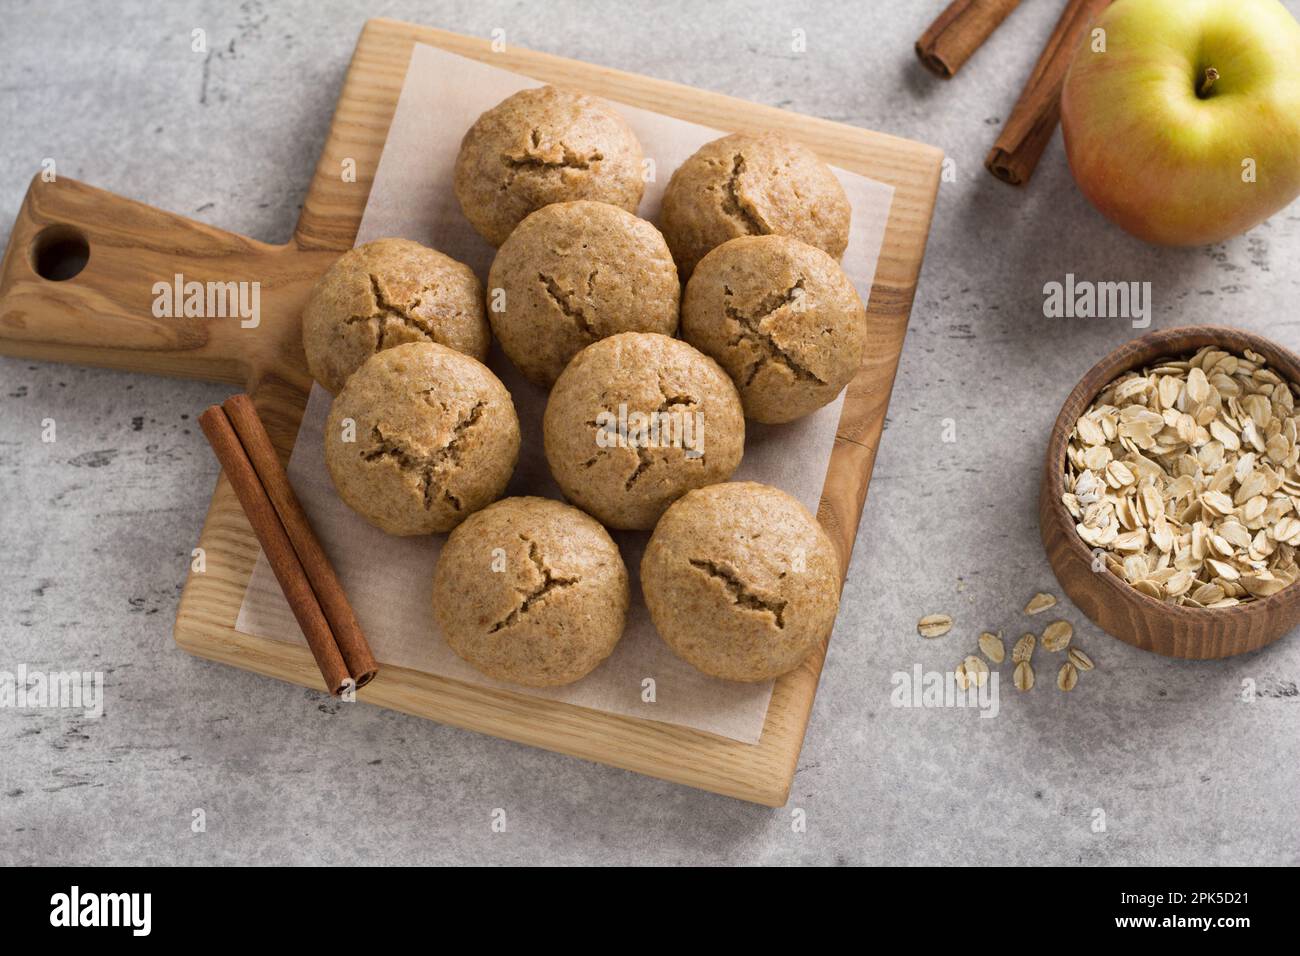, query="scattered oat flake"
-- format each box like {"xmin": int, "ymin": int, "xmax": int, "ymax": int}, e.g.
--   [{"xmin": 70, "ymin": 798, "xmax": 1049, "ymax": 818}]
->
[
  {"xmin": 963, "ymin": 655, "xmax": 989, "ymax": 688},
  {"xmin": 1042, "ymin": 620, "xmax": 1073, "ymax": 652},
  {"xmin": 1057, "ymin": 661, "xmax": 1079, "ymax": 691},
  {"xmin": 955, "ymin": 661, "xmax": 971, "ymax": 690},
  {"xmin": 1014, "ymin": 661, "xmax": 1034, "ymax": 692},
  {"xmin": 978, "ymin": 631, "xmax": 1005, "ymax": 664},
  {"xmin": 1012, "ymin": 633, "xmax": 1036, "ymax": 664},
  {"xmin": 1067, "ymin": 647, "xmax": 1095, "ymax": 671},
  {"xmin": 917, "ymin": 614, "xmax": 953, "ymax": 638},
  {"xmin": 1024, "ymin": 592, "xmax": 1057, "ymax": 615}
]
